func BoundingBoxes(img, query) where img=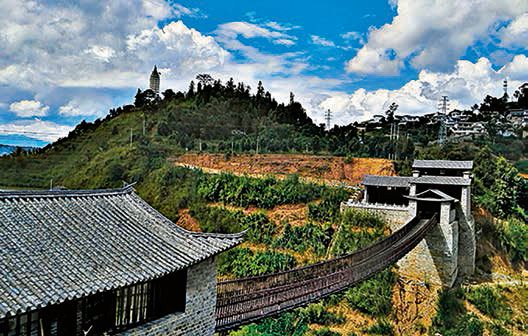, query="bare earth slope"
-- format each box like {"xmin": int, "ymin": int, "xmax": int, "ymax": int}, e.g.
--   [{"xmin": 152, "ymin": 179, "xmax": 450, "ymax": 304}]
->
[{"xmin": 172, "ymin": 153, "xmax": 396, "ymax": 185}]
